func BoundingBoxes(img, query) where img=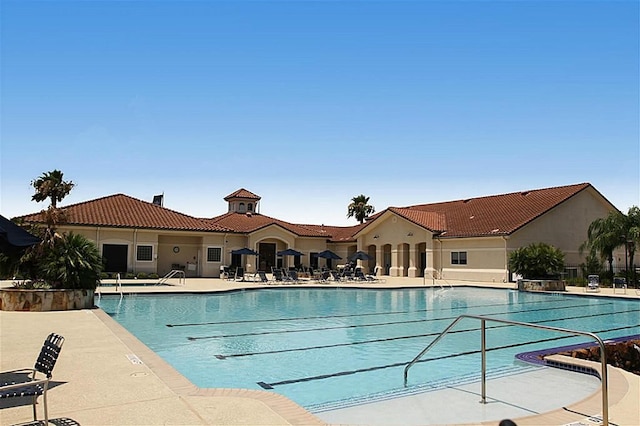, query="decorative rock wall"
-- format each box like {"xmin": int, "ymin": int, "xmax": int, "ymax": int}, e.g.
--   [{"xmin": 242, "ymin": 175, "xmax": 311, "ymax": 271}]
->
[
  {"xmin": 517, "ymin": 279, "xmax": 566, "ymax": 292},
  {"xmin": 0, "ymin": 288, "xmax": 95, "ymax": 311}
]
